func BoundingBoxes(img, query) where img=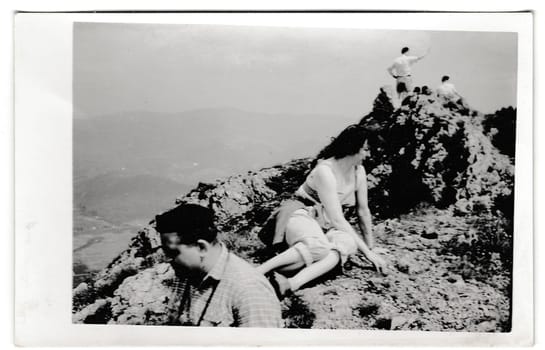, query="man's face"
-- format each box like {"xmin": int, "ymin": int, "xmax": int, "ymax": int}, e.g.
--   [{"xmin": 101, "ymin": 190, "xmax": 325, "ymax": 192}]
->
[{"xmin": 161, "ymin": 233, "xmax": 203, "ymax": 272}]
